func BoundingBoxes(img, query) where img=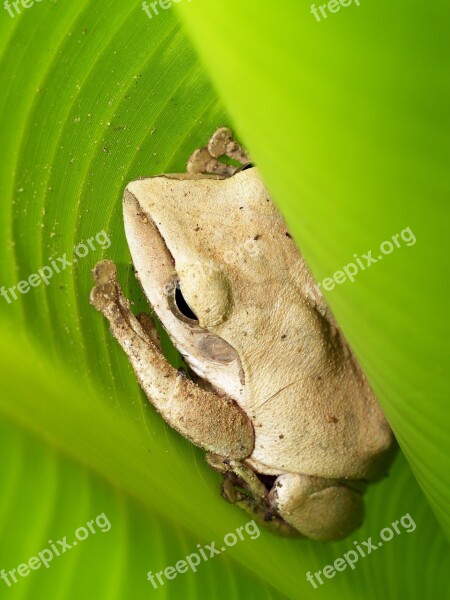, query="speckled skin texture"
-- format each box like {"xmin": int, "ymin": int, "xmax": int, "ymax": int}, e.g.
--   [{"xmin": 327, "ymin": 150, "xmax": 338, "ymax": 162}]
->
[{"xmin": 91, "ymin": 131, "xmax": 397, "ymax": 541}]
